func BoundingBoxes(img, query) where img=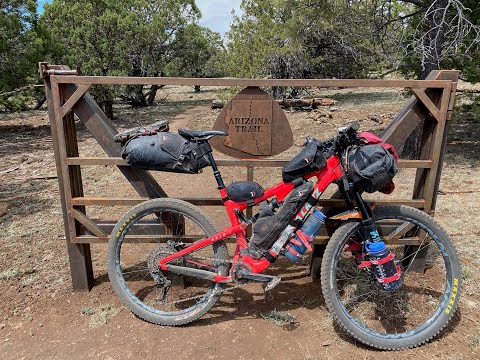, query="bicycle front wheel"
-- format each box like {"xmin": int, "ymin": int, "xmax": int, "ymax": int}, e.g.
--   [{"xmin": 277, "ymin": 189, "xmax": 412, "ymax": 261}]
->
[
  {"xmin": 321, "ymin": 205, "xmax": 461, "ymax": 350},
  {"xmin": 107, "ymin": 198, "xmax": 229, "ymax": 326}
]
